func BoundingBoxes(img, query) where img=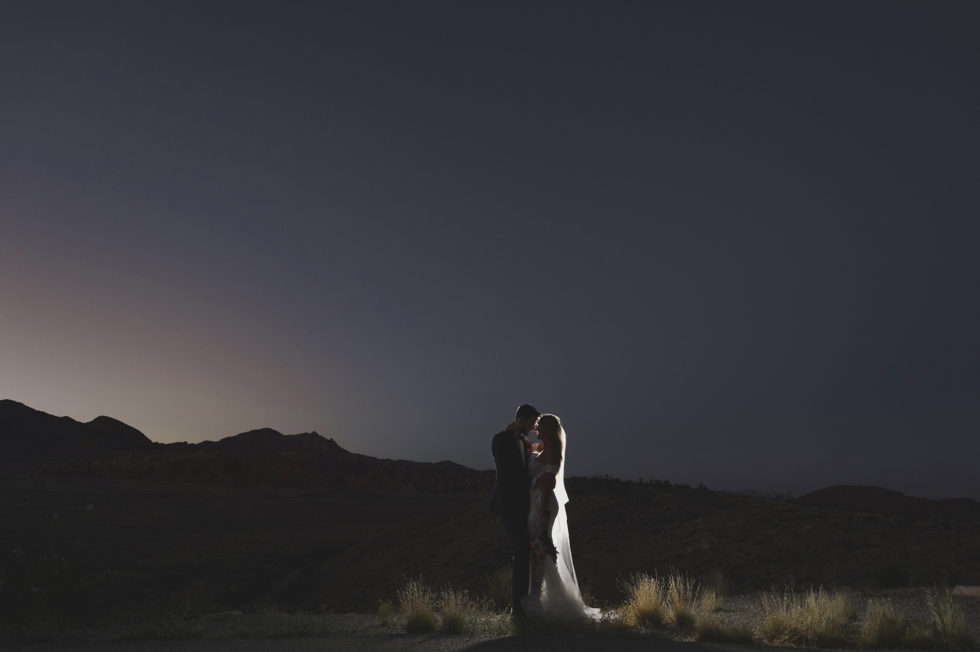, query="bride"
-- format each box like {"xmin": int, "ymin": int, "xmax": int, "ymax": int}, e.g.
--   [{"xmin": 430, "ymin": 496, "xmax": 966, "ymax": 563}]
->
[{"xmin": 520, "ymin": 414, "xmax": 601, "ymax": 621}]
